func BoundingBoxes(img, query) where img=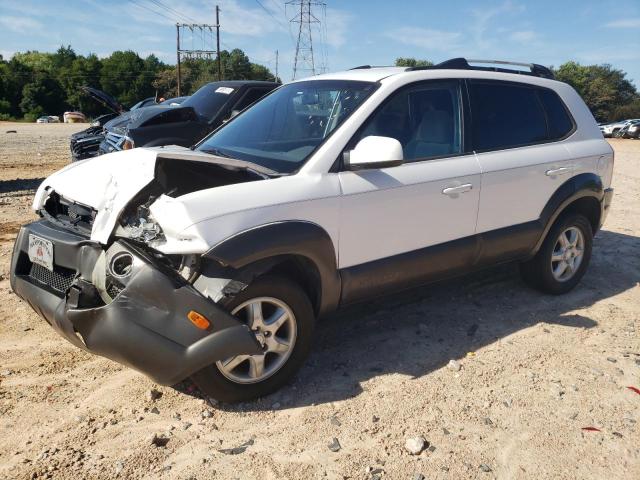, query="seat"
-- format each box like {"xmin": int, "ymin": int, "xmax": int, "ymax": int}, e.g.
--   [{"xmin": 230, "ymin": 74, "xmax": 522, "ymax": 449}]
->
[{"xmin": 405, "ymin": 109, "xmax": 454, "ymax": 160}]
